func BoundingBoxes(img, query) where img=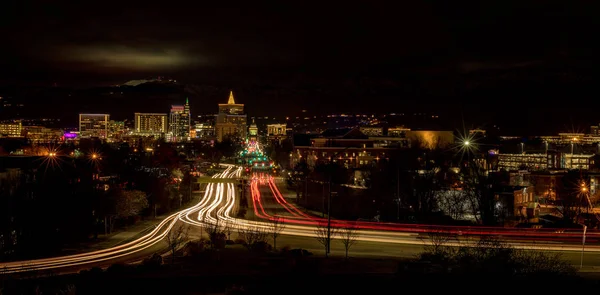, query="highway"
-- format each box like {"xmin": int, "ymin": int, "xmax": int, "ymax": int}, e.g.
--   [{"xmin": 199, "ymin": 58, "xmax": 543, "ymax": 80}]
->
[
  {"xmin": 0, "ymin": 165, "xmax": 241, "ymax": 274},
  {"xmin": 3, "ymin": 165, "xmax": 600, "ymax": 274}
]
